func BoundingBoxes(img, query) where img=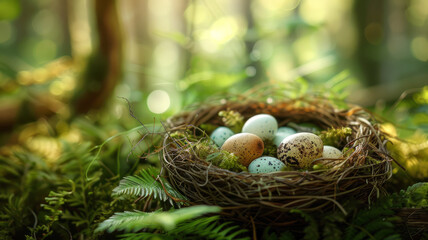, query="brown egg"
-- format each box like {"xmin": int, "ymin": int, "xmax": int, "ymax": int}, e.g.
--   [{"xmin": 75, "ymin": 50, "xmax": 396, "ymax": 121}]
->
[{"xmin": 221, "ymin": 133, "xmax": 264, "ymax": 167}]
